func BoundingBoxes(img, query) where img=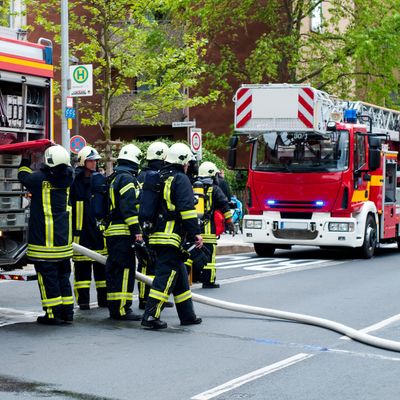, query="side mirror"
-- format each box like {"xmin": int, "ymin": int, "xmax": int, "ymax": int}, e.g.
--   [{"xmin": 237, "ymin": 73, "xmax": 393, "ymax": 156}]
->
[
  {"xmin": 227, "ymin": 136, "xmax": 239, "ymax": 169},
  {"xmin": 368, "ymin": 148, "xmax": 381, "ymax": 171},
  {"xmin": 368, "ymin": 136, "xmax": 381, "ymax": 171}
]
